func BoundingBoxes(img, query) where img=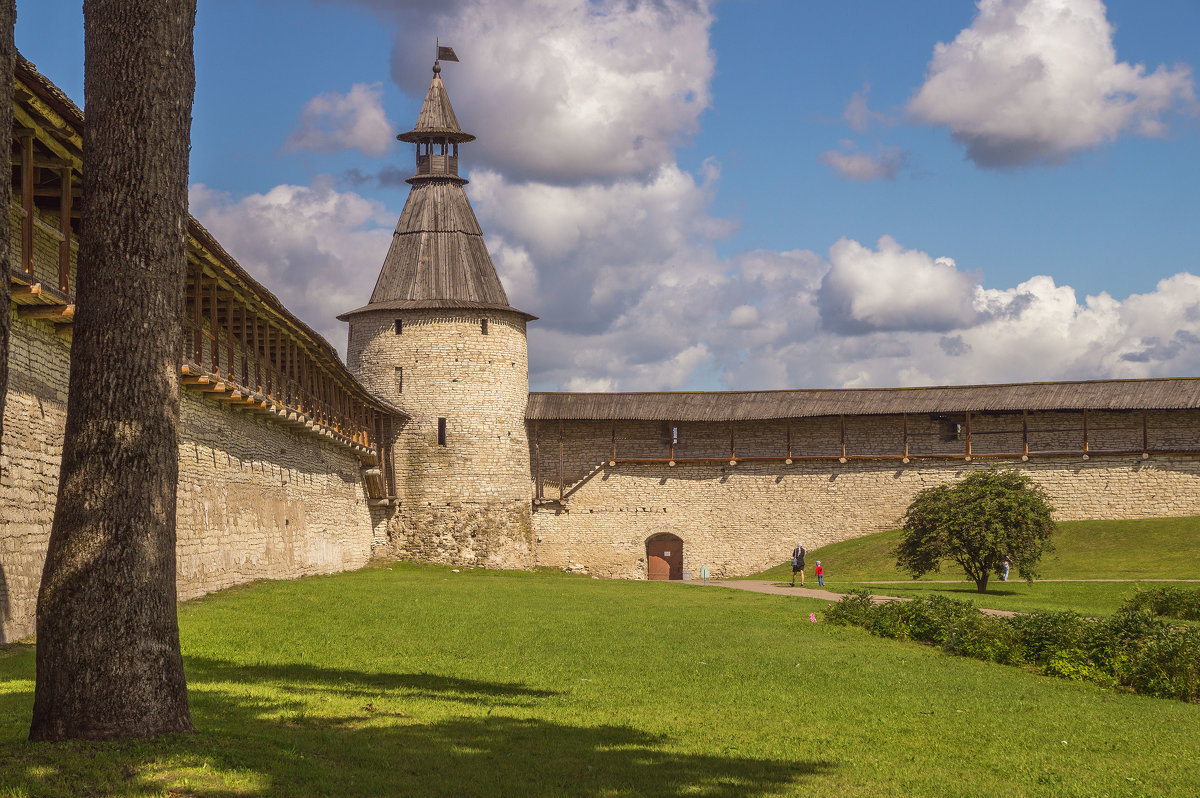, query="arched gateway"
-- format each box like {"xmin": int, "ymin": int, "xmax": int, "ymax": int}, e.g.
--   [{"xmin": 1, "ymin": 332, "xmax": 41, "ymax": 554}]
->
[{"xmin": 646, "ymin": 534, "xmax": 683, "ymax": 581}]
